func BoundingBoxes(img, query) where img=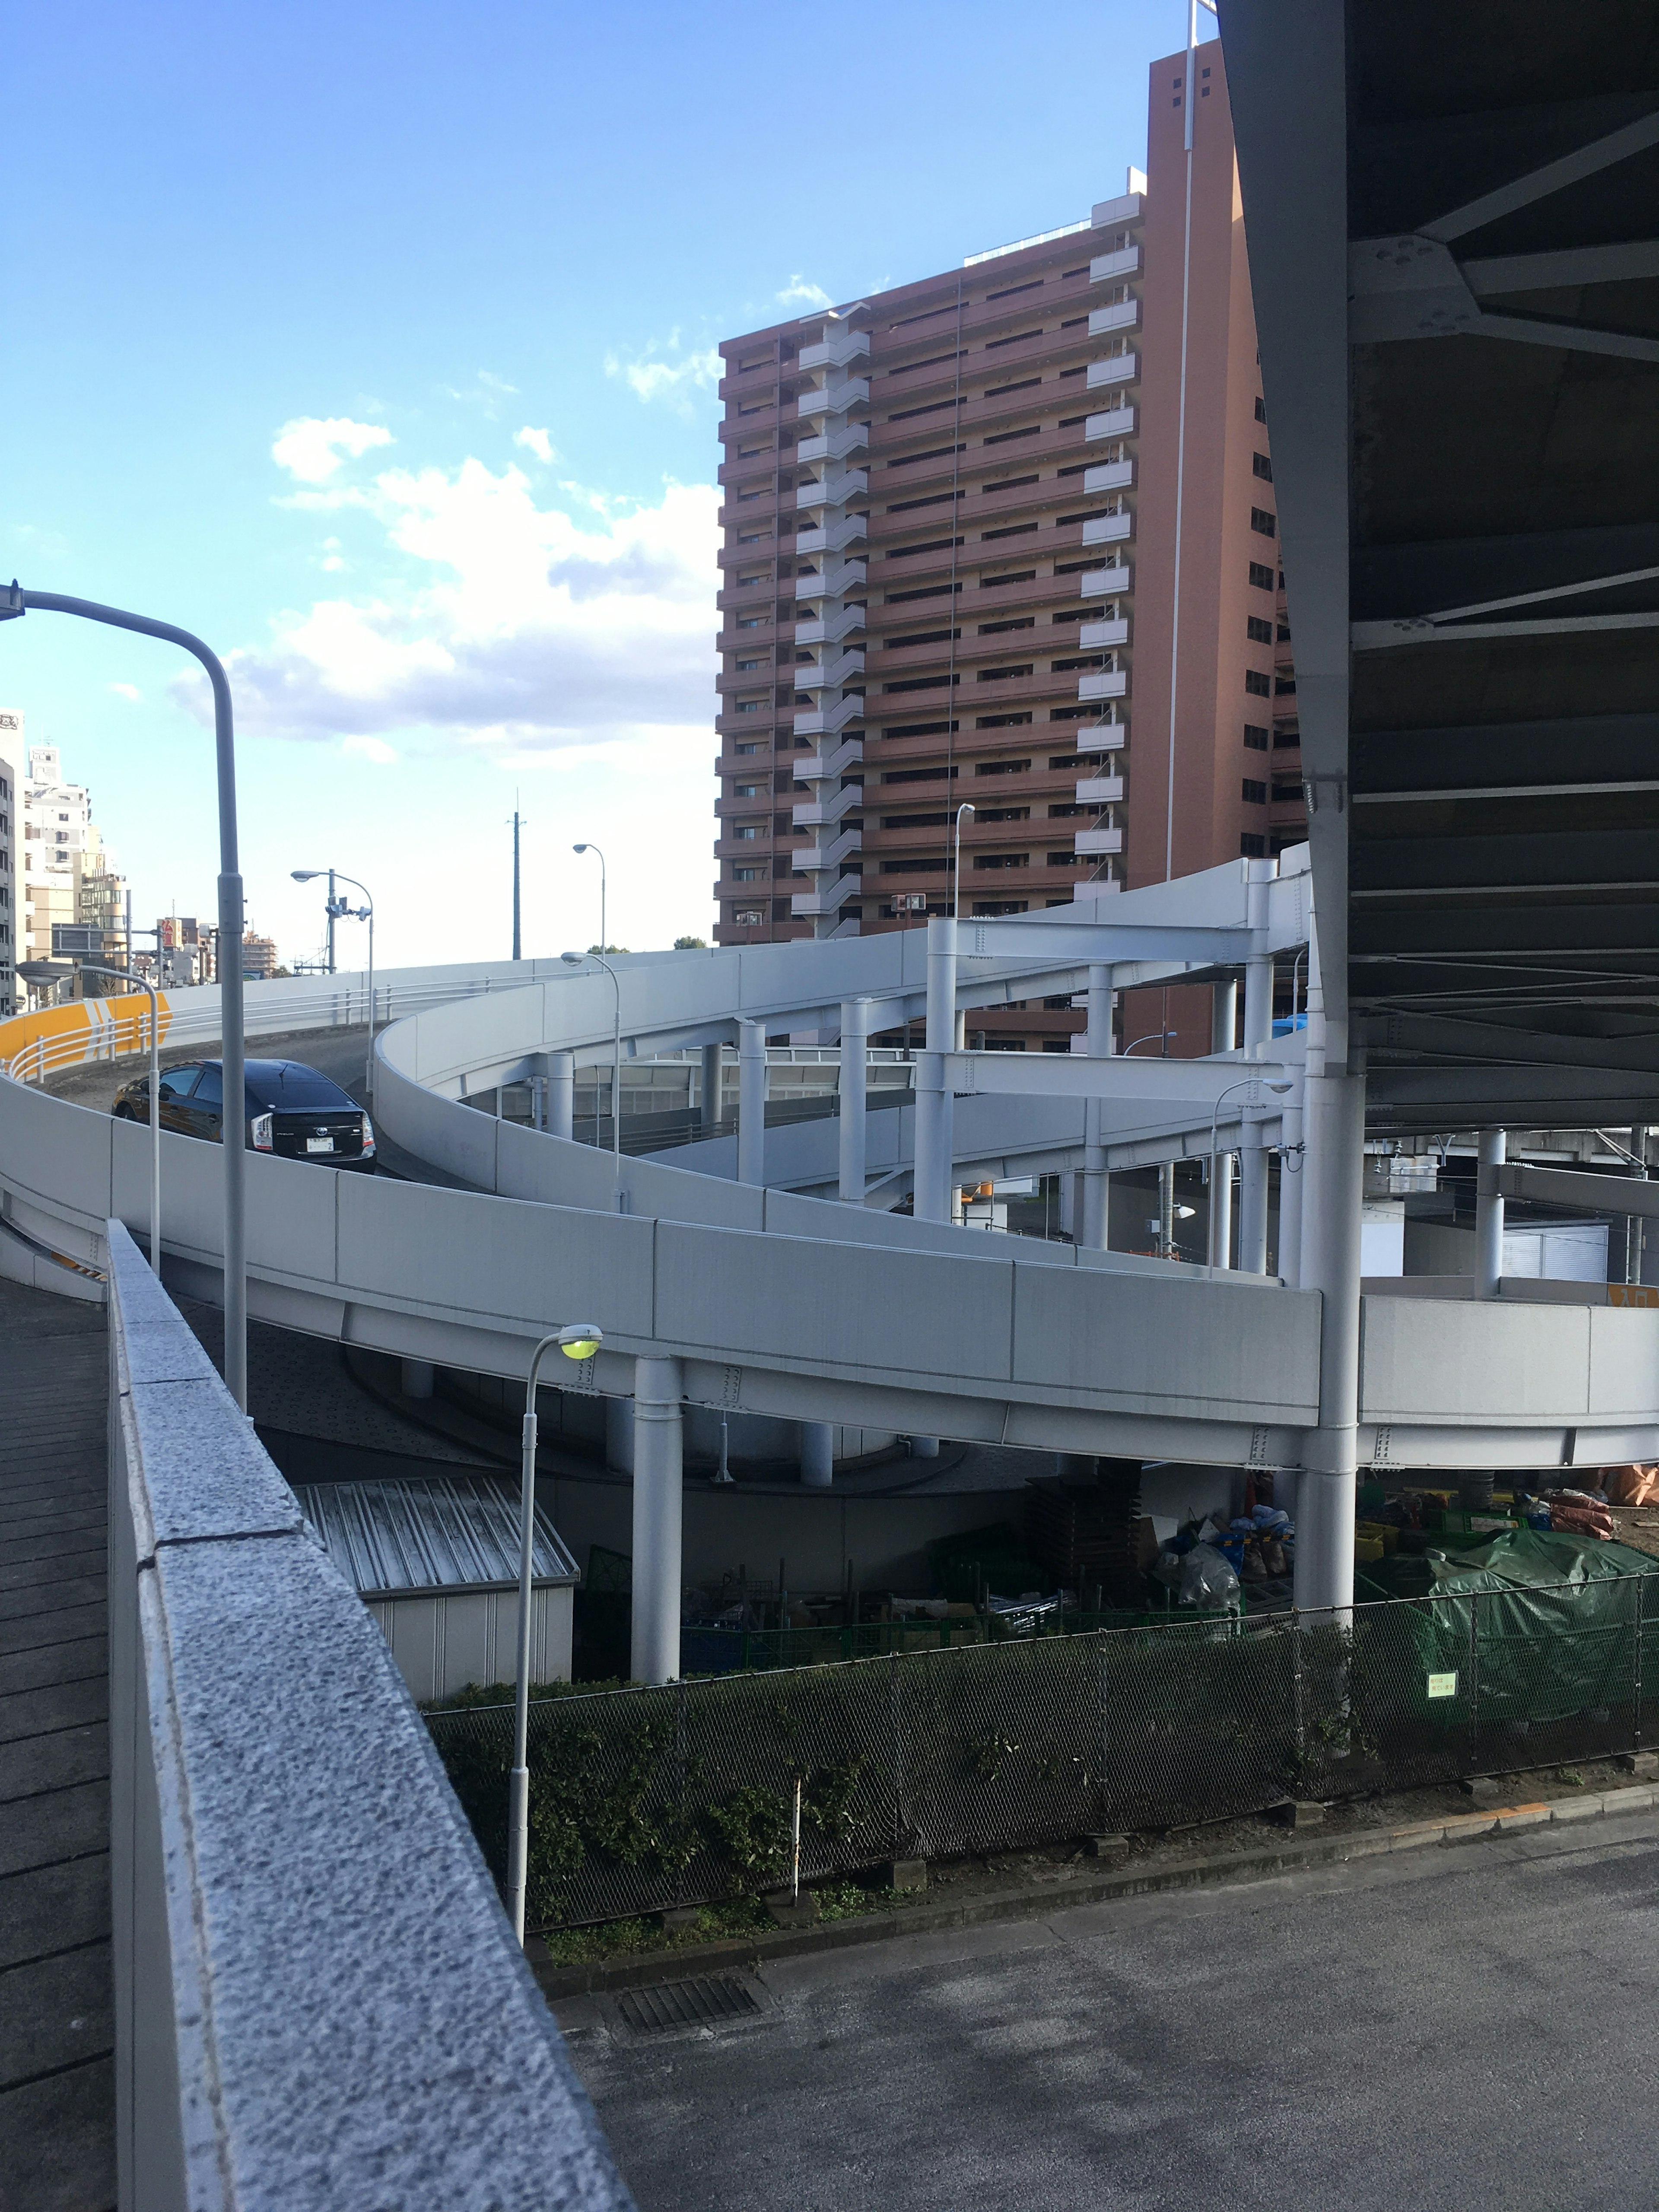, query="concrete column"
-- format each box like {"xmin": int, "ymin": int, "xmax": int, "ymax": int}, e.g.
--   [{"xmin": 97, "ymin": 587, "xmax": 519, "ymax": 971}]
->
[
  {"xmin": 1237, "ymin": 955, "xmax": 1274, "ymax": 1273},
  {"xmin": 1475, "ymin": 1128, "xmax": 1506, "ymax": 1300},
  {"xmin": 838, "ymin": 999, "xmax": 868, "ymax": 1204},
  {"xmin": 737, "ymin": 1020, "xmax": 766, "ymax": 1186},
  {"xmin": 630, "ymin": 1356, "xmax": 684, "ymax": 1684},
  {"xmin": 1159, "ymin": 1161, "xmax": 1175, "ymax": 1259},
  {"xmin": 1294, "ymin": 1065, "xmax": 1366, "ymax": 1617},
  {"xmin": 1629, "ymin": 1126, "xmax": 1648, "ymax": 1284},
  {"xmin": 547, "ymin": 1049, "xmax": 575, "ymax": 1141},
  {"xmin": 1081, "ymin": 963, "xmax": 1112, "ymax": 1250},
  {"xmin": 909, "ymin": 1435, "xmax": 940, "ymax": 1459},
  {"xmin": 700, "ymin": 1041, "xmax": 724, "ymax": 1134},
  {"xmin": 399, "ymin": 1358, "xmax": 435, "ymax": 1400},
  {"xmin": 1277, "ymin": 1093, "xmax": 1303, "ymax": 1286},
  {"xmin": 799, "ymin": 1421, "xmax": 834, "ymax": 1487},
  {"xmin": 1212, "ymin": 977, "xmax": 1238, "ymax": 1057},
  {"xmin": 605, "ymin": 1394, "xmax": 635, "ymax": 1475},
  {"xmin": 913, "ymin": 917, "xmax": 957, "ymax": 1223}
]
